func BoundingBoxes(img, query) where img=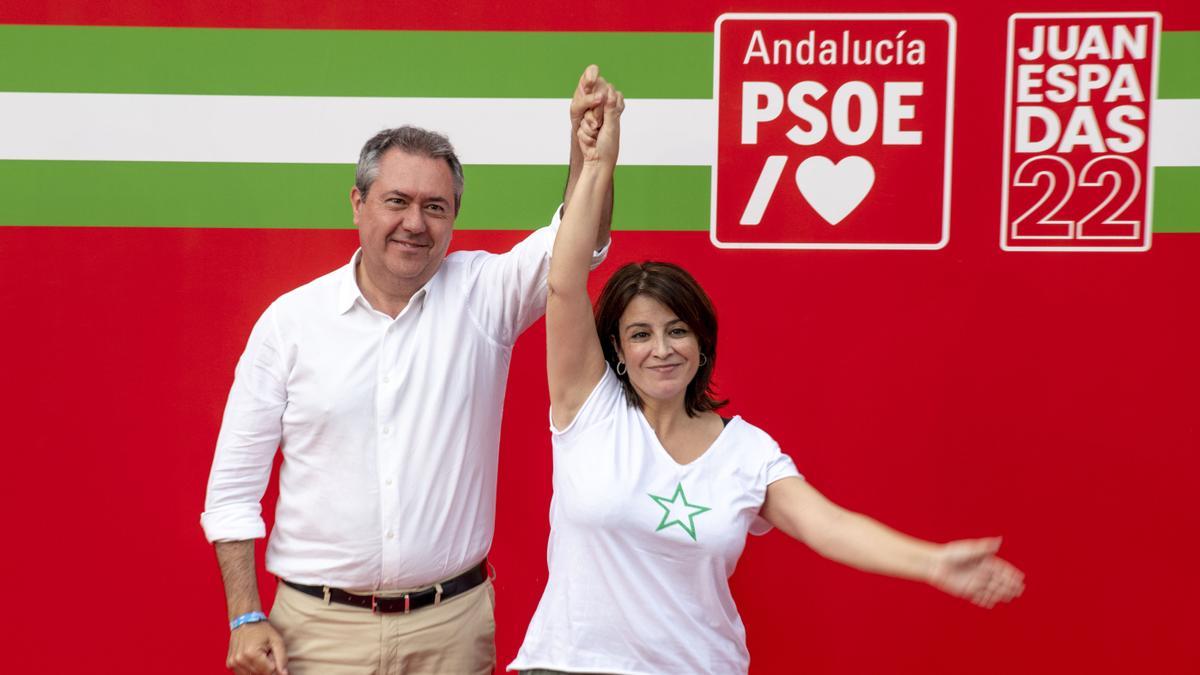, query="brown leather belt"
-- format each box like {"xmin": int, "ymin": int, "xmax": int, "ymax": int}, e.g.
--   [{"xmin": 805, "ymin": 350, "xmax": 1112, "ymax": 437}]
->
[{"xmin": 282, "ymin": 560, "xmax": 488, "ymax": 614}]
